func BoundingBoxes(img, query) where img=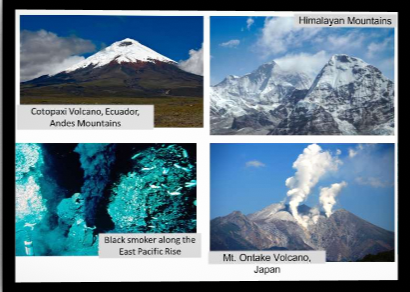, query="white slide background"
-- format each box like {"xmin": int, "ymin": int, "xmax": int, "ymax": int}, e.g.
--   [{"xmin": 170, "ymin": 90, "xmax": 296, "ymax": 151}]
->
[{"xmin": 15, "ymin": 10, "xmax": 398, "ymax": 281}]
